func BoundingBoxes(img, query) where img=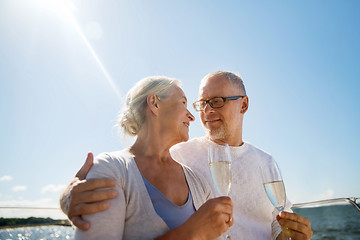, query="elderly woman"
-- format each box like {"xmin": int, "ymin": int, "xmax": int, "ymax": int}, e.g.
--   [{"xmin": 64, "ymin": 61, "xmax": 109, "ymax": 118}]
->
[{"xmin": 74, "ymin": 76, "xmax": 233, "ymax": 240}]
